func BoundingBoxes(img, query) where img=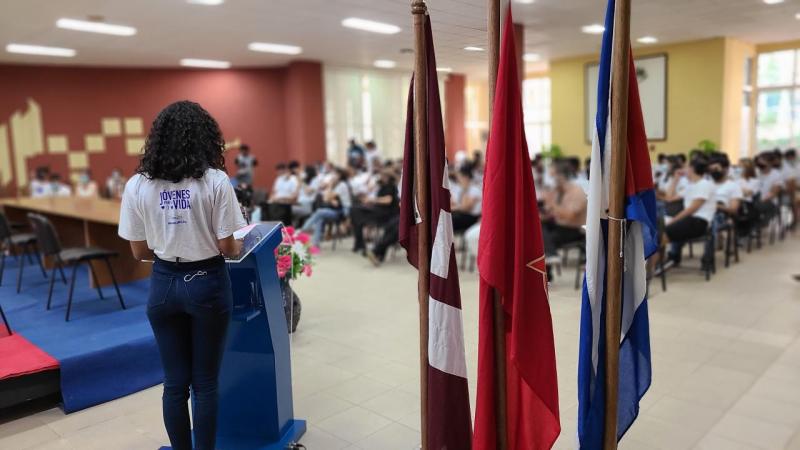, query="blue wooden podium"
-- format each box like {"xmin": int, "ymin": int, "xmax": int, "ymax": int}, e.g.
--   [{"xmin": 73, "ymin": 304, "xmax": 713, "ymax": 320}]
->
[{"xmin": 215, "ymin": 222, "xmax": 306, "ymax": 449}]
